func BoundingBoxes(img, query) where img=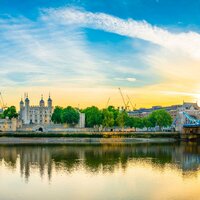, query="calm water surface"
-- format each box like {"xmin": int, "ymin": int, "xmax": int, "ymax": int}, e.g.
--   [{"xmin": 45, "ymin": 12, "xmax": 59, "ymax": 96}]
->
[{"xmin": 0, "ymin": 142, "xmax": 200, "ymax": 200}]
